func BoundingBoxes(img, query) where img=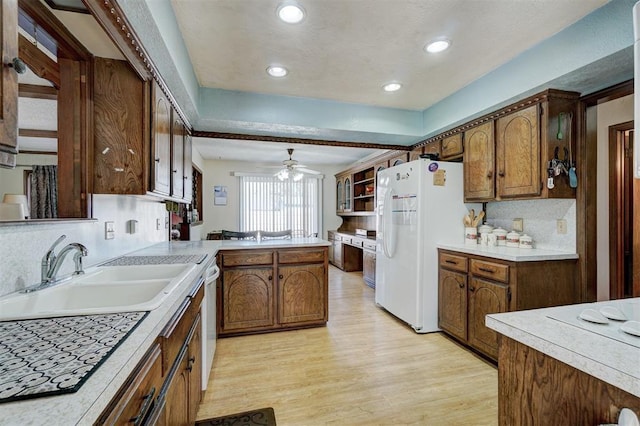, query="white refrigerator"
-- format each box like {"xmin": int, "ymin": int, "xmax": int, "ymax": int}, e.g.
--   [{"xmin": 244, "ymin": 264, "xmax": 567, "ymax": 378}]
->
[{"xmin": 375, "ymin": 159, "xmax": 480, "ymax": 333}]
